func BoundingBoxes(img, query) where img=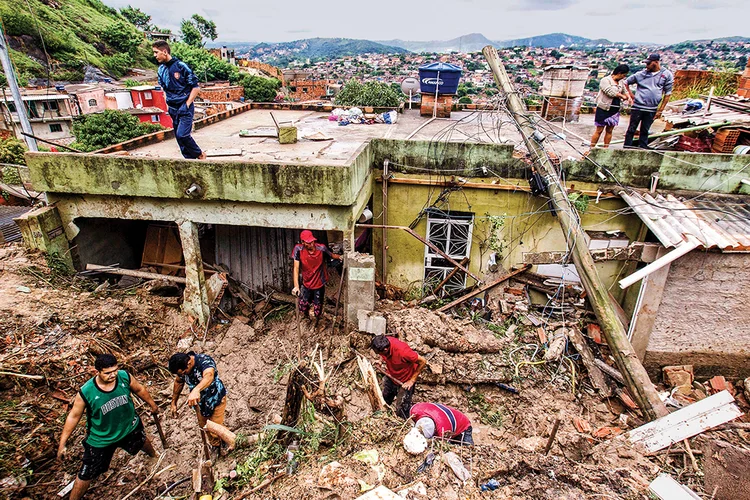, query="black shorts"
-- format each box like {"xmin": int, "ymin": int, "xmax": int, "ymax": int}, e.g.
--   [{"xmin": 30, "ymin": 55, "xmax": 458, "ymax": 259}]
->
[{"xmin": 78, "ymin": 419, "xmax": 146, "ymax": 481}]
